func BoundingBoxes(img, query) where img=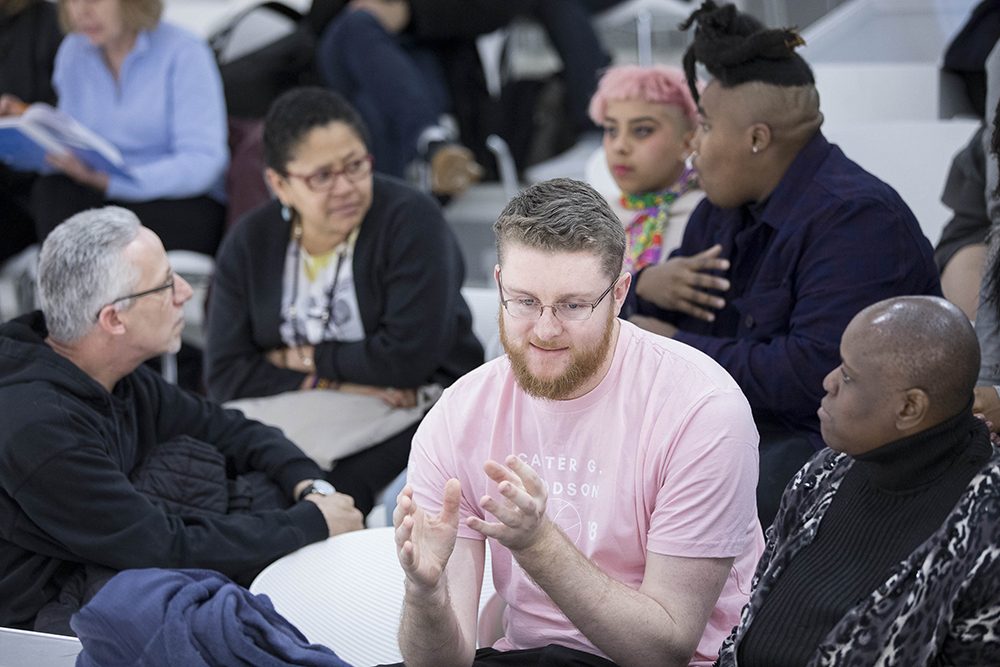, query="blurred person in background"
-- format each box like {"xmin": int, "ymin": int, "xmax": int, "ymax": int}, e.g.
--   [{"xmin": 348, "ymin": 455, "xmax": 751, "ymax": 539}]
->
[
  {"xmin": 2, "ymin": 0, "xmax": 229, "ymax": 256},
  {"xmin": 587, "ymin": 64, "xmax": 704, "ymax": 320},
  {"xmin": 0, "ymin": 0, "xmax": 62, "ymax": 264}
]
